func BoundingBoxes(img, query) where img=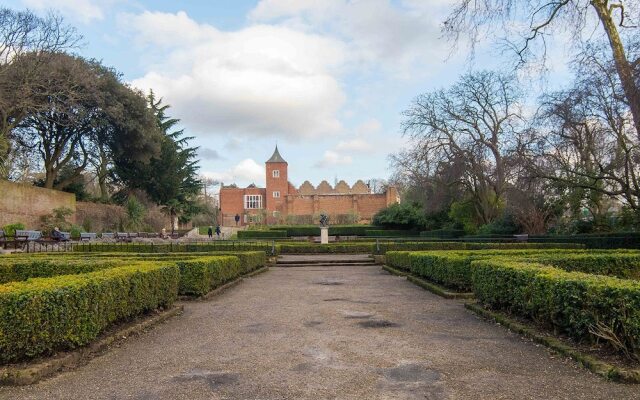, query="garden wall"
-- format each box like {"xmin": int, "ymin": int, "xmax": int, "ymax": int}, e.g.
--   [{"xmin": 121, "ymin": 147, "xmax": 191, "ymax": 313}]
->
[
  {"xmin": 0, "ymin": 180, "xmax": 76, "ymax": 228},
  {"xmin": 76, "ymin": 201, "xmax": 127, "ymax": 233}
]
